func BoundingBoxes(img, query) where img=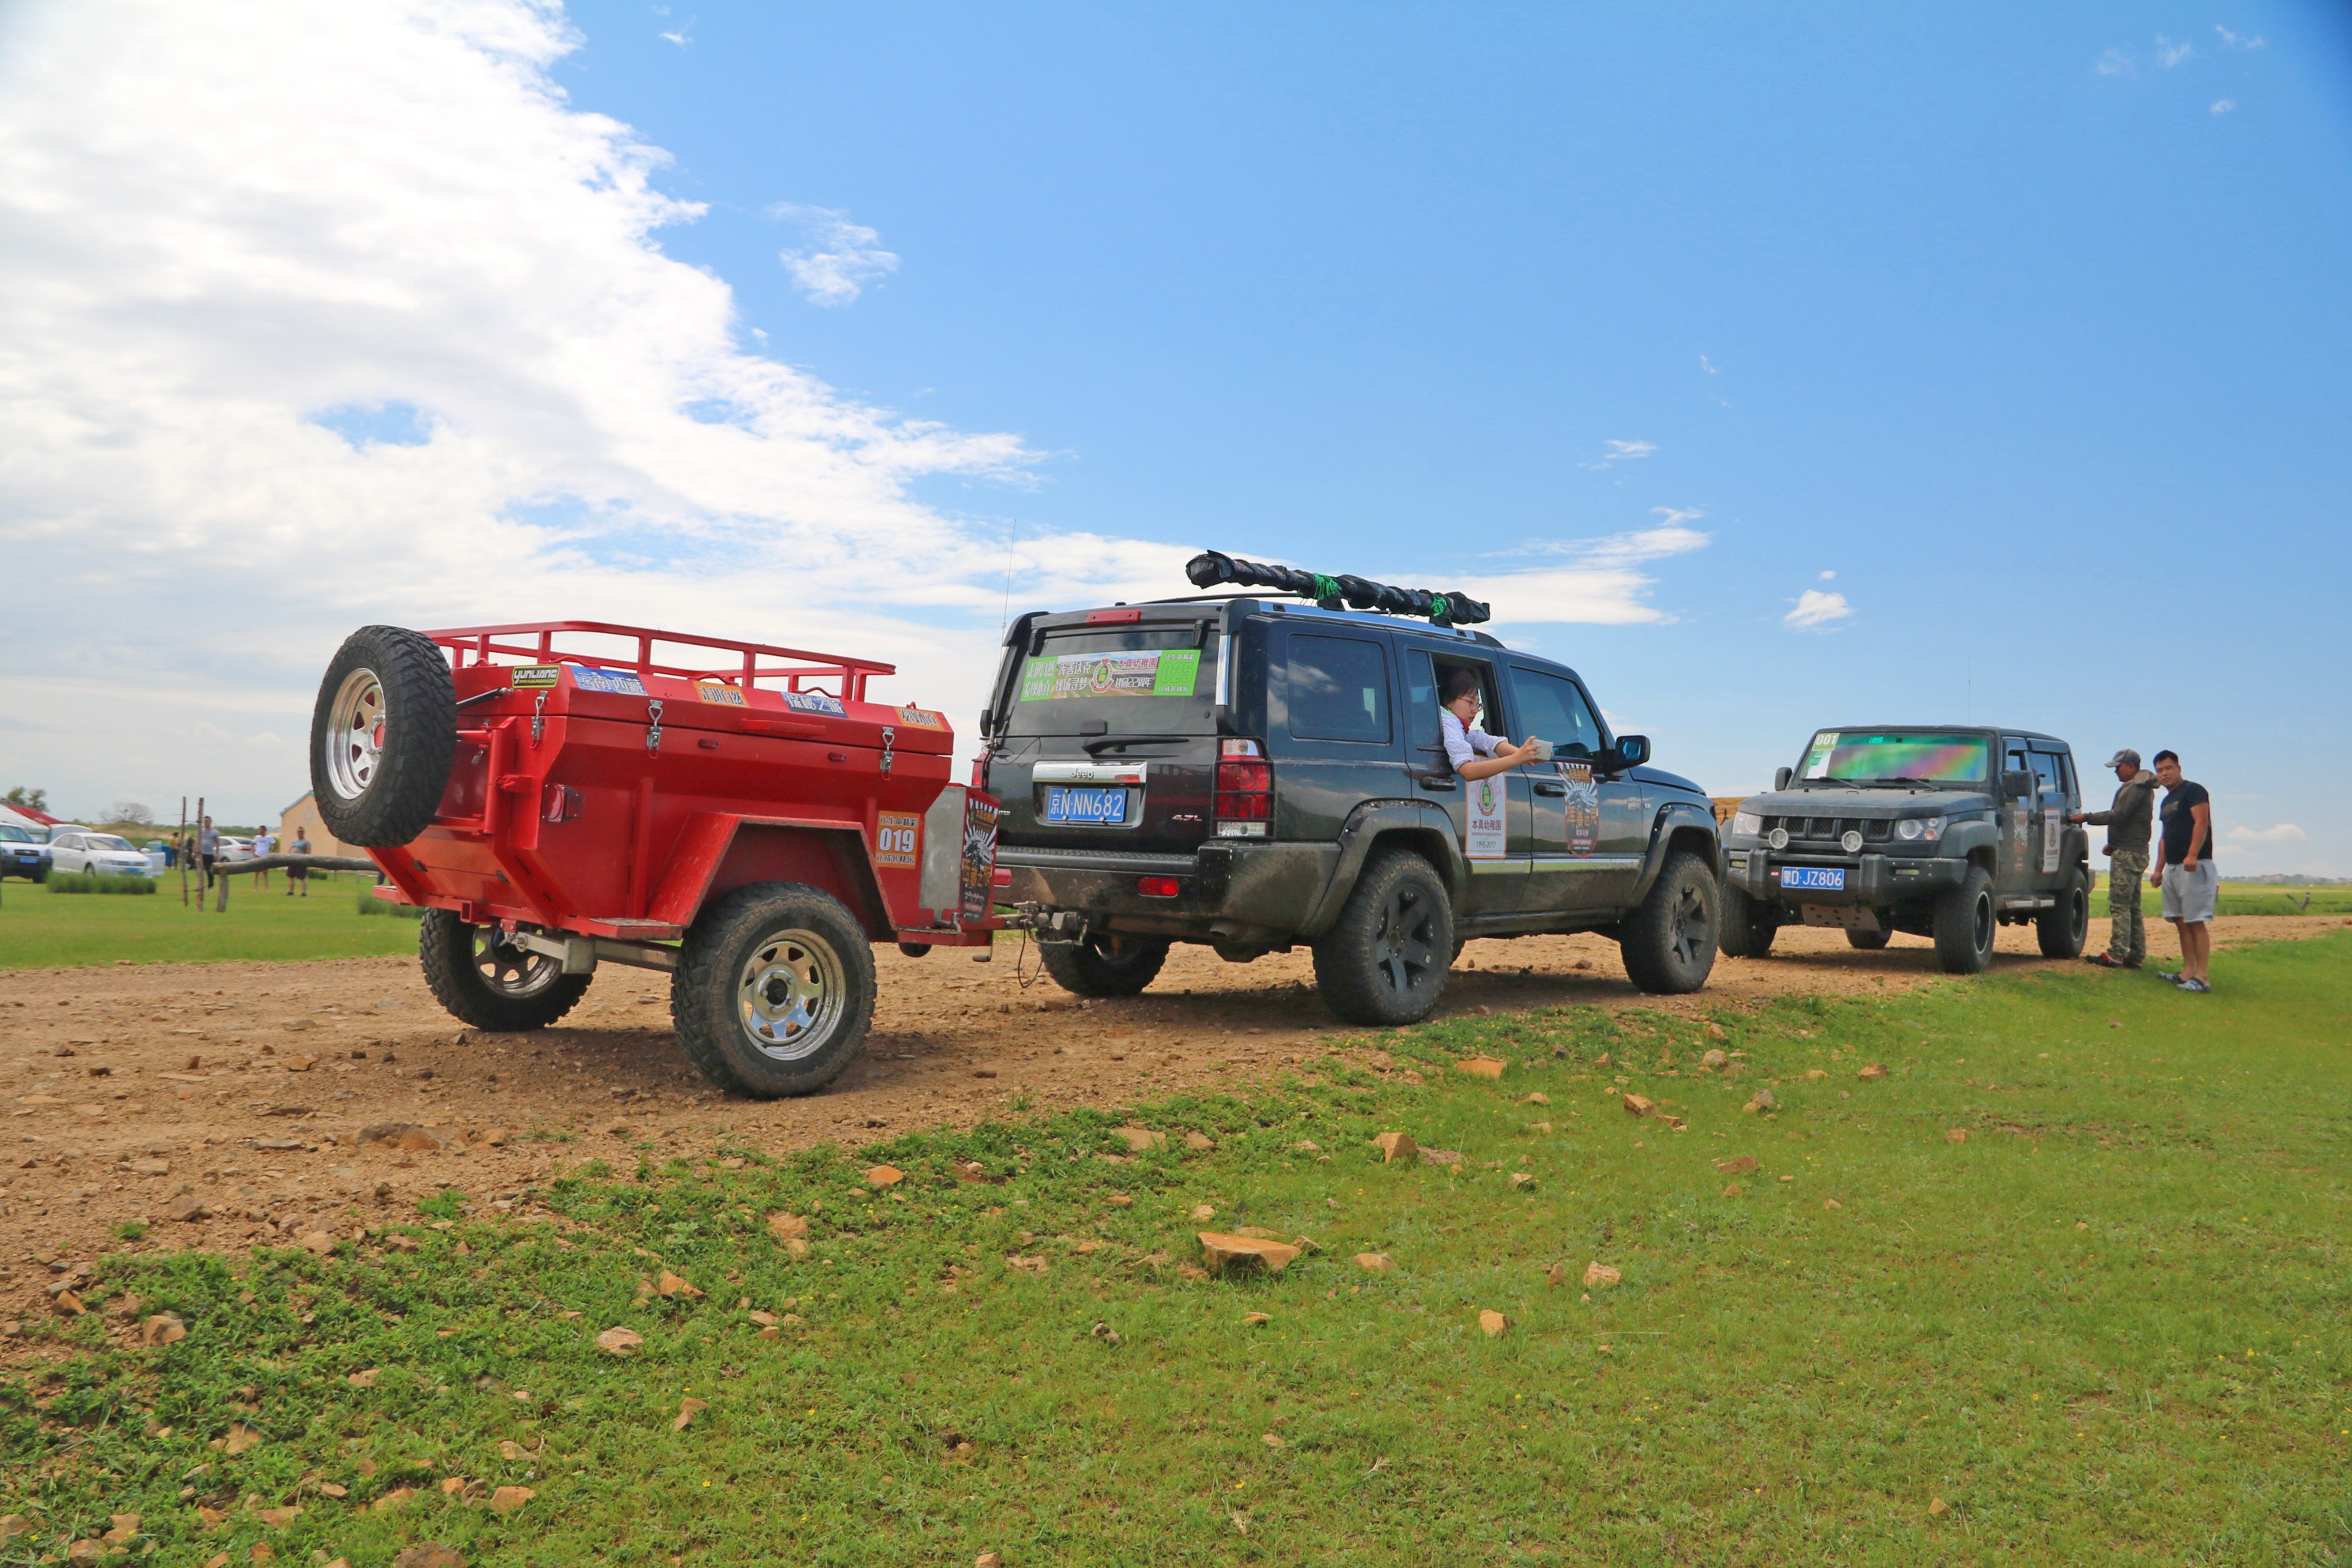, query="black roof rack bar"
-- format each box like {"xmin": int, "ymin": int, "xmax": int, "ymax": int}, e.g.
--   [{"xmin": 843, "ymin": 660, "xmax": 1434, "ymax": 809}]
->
[{"xmin": 1183, "ymin": 550, "xmax": 1491, "ymax": 628}]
